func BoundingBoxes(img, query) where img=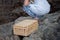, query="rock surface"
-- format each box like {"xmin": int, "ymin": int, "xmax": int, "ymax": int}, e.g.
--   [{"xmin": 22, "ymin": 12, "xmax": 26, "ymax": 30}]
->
[
  {"xmin": 0, "ymin": 22, "xmax": 20, "ymax": 40},
  {"xmin": 0, "ymin": 11, "xmax": 60, "ymax": 40},
  {"xmin": 15, "ymin": 11, "xmax": 60, "ymax": 40}
]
